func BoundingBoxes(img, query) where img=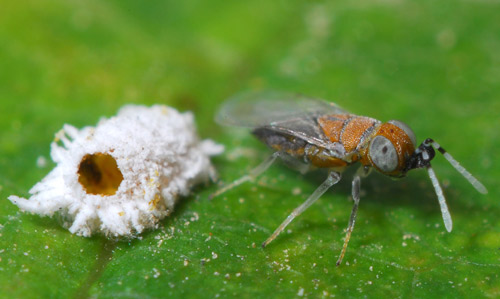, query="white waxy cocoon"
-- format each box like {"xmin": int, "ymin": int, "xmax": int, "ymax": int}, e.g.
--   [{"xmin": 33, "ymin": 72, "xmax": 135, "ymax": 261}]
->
[{"xmin": 9, "ymin": 105, "xmax": 223, "ymax": 237}]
